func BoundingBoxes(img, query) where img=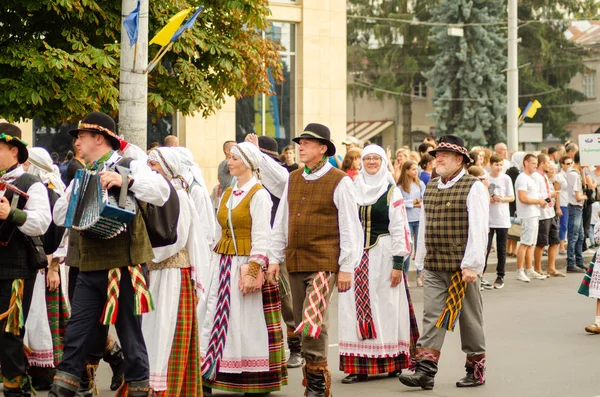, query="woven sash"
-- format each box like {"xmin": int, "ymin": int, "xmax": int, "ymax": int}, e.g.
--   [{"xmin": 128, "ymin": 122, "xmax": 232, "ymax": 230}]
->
[
  {"xmin": 435, "ymin": 270, "xmax": 466, "ymax": 331},
  {"xmin": 354, "ymin": 250, "xmax": 377, "ymax": 340},
  {"xmin": 100, "ymin": 265, "xmax": 154, "ymax": 325},
  {"xmin": 295, "ymin": 271, "xmax": 333, "ymax": 339},
  {"xmin": 201, "ymin": 255, "xmax": 232, "ymax": 380},
  {"xmin": 0, "ymin": 279, "xmax": 24, "ymax": 335}
]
